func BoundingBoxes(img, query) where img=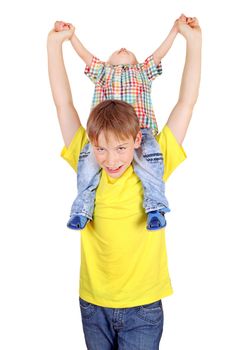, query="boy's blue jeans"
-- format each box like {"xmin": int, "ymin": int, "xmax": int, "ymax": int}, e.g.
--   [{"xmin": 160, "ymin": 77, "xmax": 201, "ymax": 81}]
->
[
  {"xmin": 70, "ymin": 128, "xmax": 169, "ymax": 220},
  {"xmin": 79, "ymin": 297, "xmax": 164, "ymax": 349}
]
